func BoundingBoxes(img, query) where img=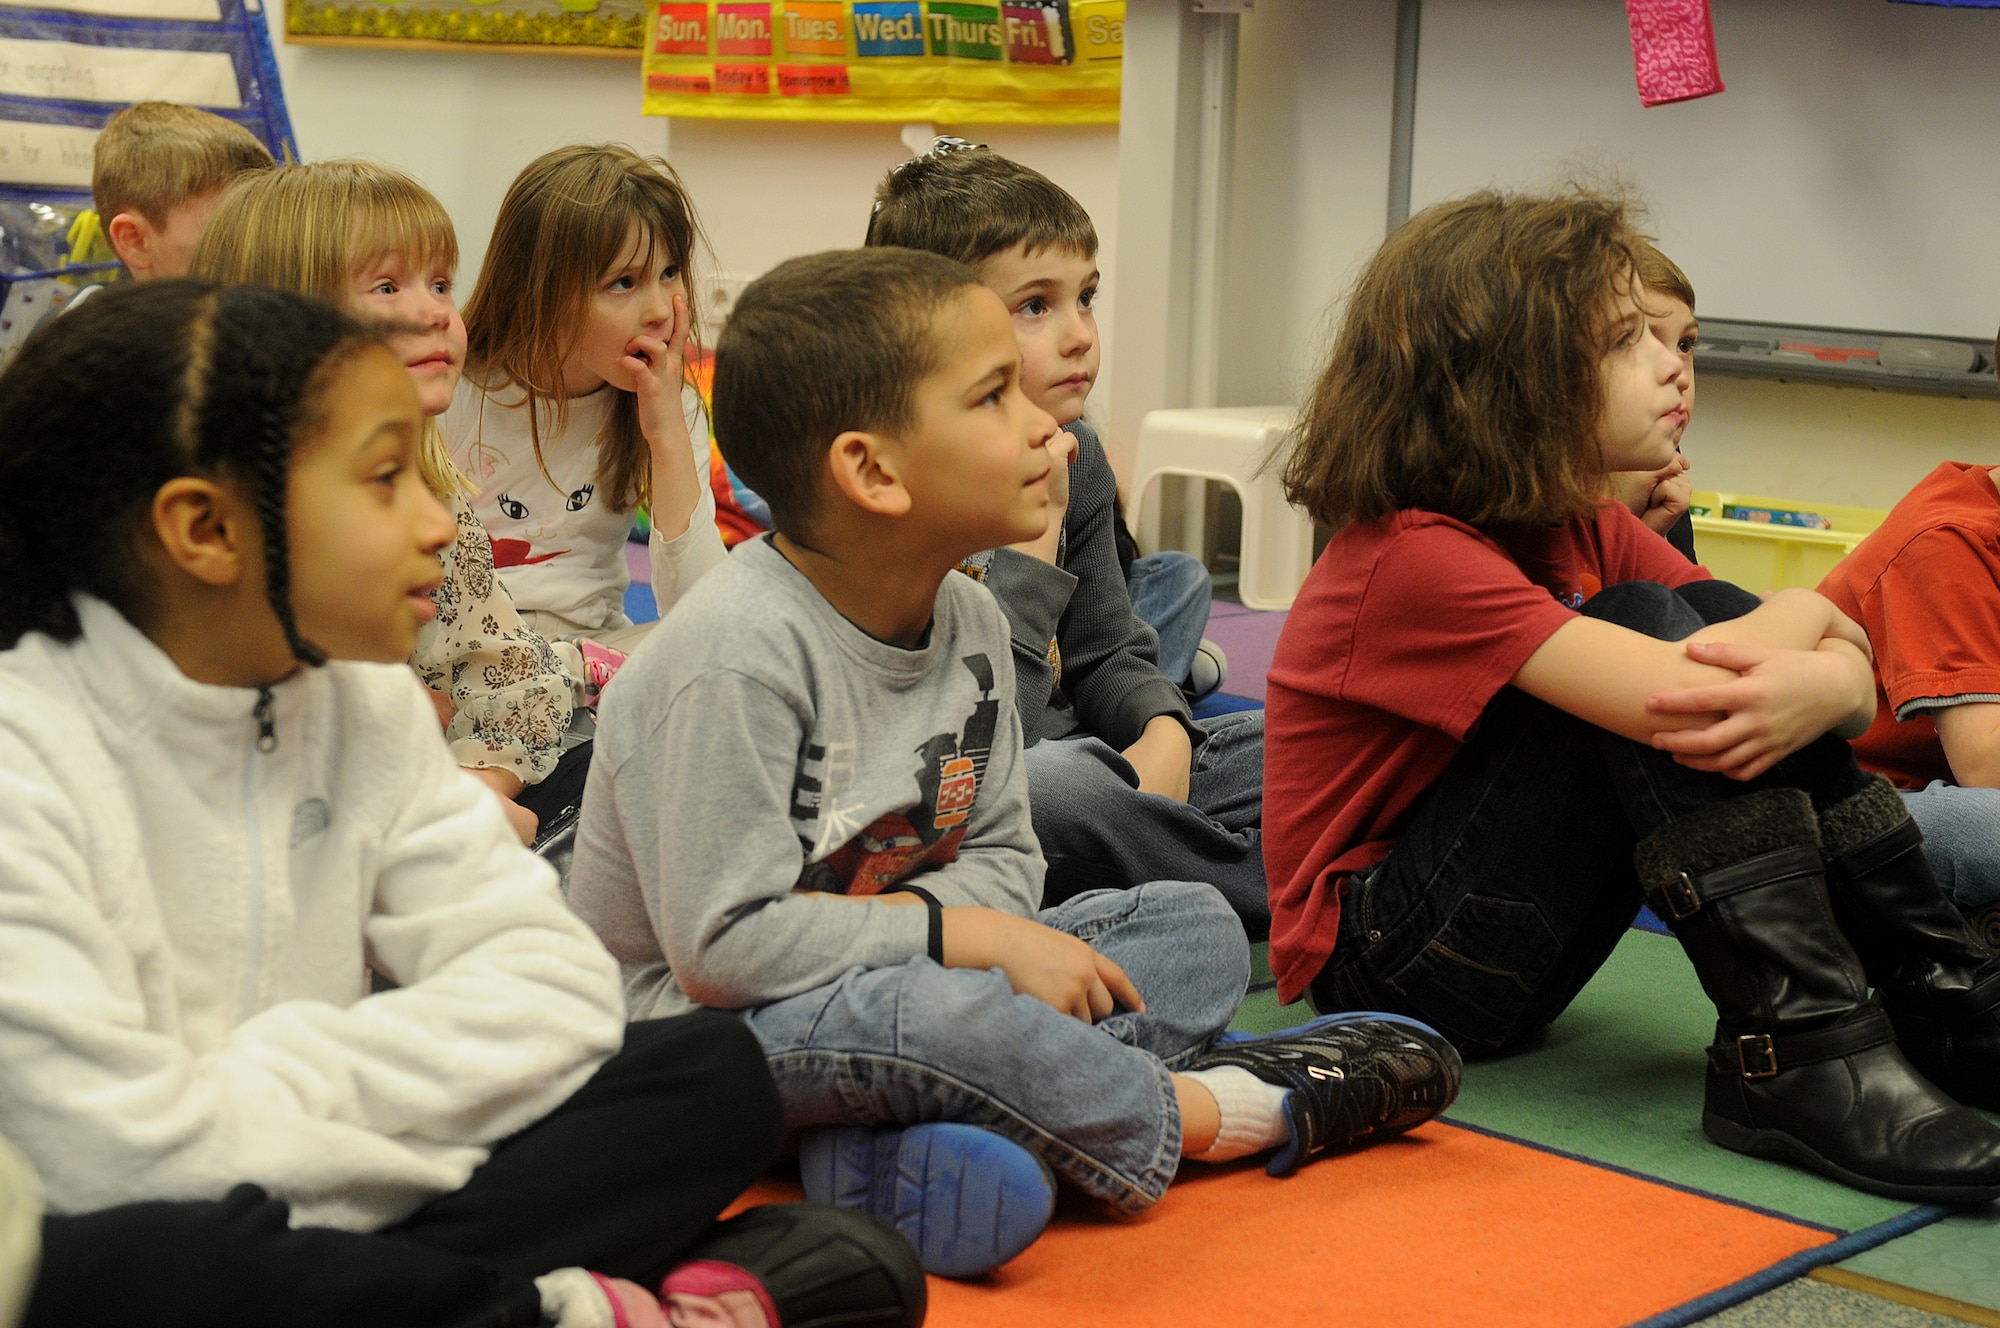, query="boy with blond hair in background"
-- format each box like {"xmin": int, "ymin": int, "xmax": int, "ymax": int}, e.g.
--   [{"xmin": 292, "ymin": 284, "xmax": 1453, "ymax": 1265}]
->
[{"xmin": 89, "ymin": 102, "xmax": 273, "ymax": 284}]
